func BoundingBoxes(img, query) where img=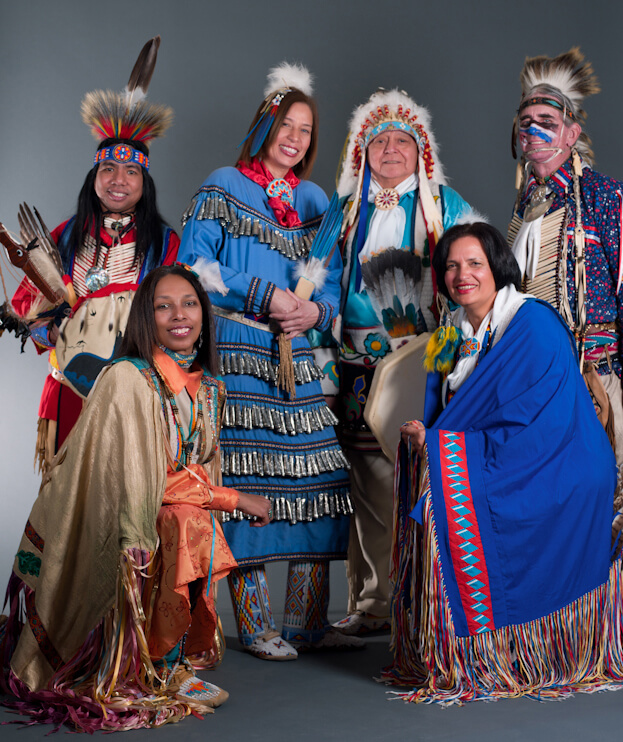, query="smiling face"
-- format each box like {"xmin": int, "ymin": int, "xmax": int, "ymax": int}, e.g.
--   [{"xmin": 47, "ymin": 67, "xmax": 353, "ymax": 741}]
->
[
  {"xmin": 367, "ymin": 129, "xmax": 418, "ymax": 189},
  {"xmin": 263, "ymin": 101, "xmax": 313, "ymax": 179},
  {"xmin": 444, "ymin": 236, "xmax": 497, "ymax": 330},
  {"xmin": 153, "ymin": 274, "xmax": 203, "ymax": 355},
  {"xmin": 518, "ymin": 102, "xmax": 581, "ymax": 178},
  {"xmin": 94, "ymin": 160, "xmax": 144, "ymax": 215}
]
